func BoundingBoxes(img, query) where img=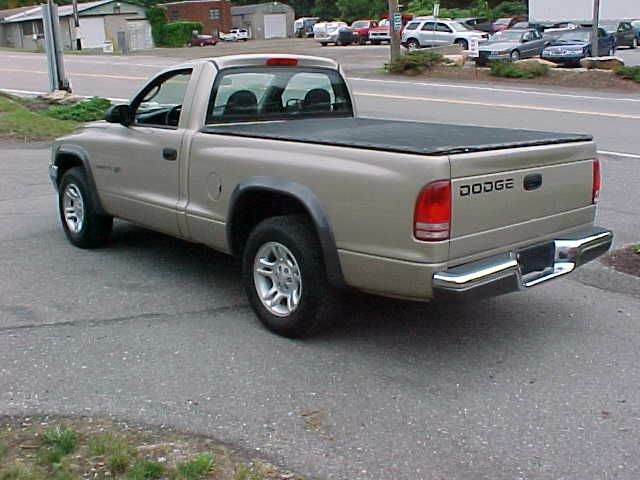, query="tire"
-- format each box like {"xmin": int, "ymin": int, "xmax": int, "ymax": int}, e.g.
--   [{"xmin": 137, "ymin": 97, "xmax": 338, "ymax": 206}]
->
[
  {"xmin": 371, "ymin": 40, "xmax": 381, "ymax": 45},
  {"xmin": 406, "ymin": 38, "xmax": 420, "ymax": 51},
  {"xmin": 510, "ymin": 49, "xmax": 520, "ymax": 61},
  {"xmin": 242, "ymin": 215, "xmax": 336, "ymax": 338},
  {"xmin": 58, "ymin": 167, "xmax": 112, "ymax": 249},
  {"xmin": 320, "ymin": 42, "xmax": 328, "ymax": 47},
  {"xmin": 455, "ymin": 39, "xmax": 469, "ymax": 50}
]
